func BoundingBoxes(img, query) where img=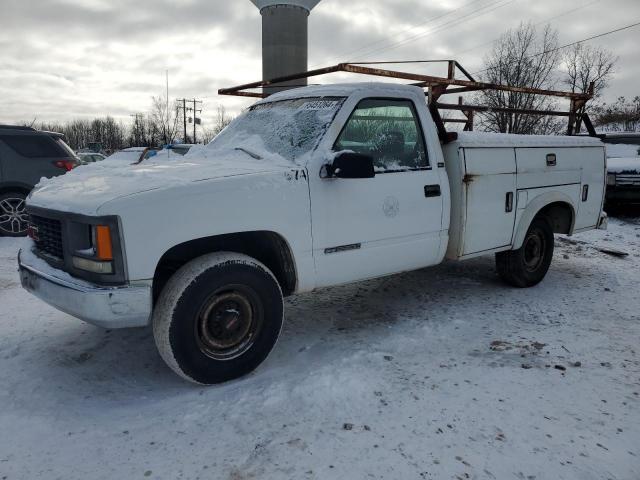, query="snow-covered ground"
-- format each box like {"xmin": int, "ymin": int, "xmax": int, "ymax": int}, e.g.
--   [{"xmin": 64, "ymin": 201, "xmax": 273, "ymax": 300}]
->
[{"xmin": 1, "ymin": 217, "xmax": 639, "ymax": 480}]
